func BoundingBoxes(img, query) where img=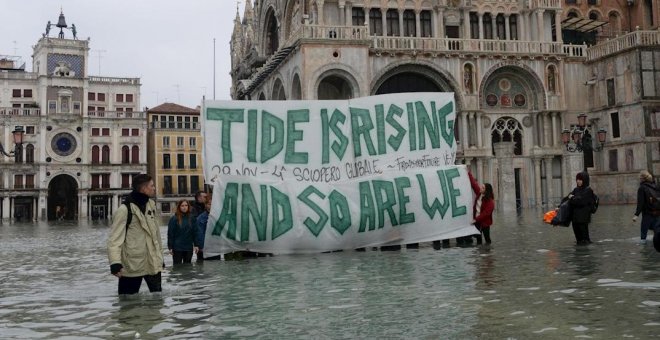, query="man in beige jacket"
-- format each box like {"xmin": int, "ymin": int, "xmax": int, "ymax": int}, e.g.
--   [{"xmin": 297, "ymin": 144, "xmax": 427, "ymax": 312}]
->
[{"xmin": 107, "ymin": 174, "xmax": 164, "ymax": 295}]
